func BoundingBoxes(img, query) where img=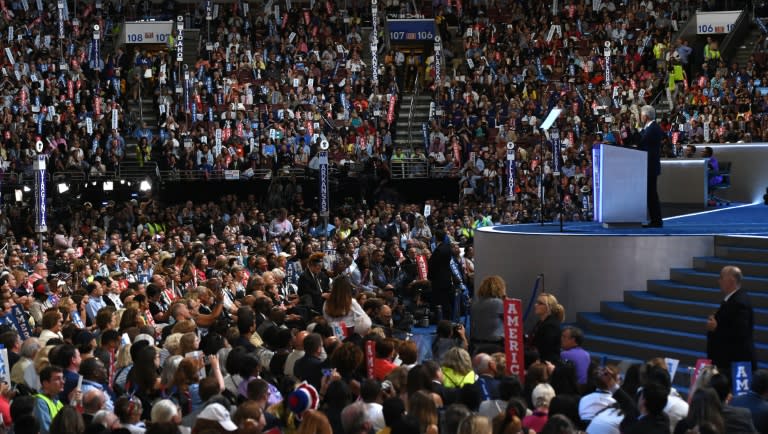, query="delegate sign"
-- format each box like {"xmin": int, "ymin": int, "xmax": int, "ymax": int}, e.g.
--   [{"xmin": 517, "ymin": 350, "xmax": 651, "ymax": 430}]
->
[
  {"xmin": 696, "ymin": 10, "xmax": 741, "ymax": 34},
  {"xmin": 387, "ymin": 19, "xmax": 436, "ymax": 42},
  {"xmin": 123, "ymin": 21, "xmax": 174, "ymax": 44}
]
